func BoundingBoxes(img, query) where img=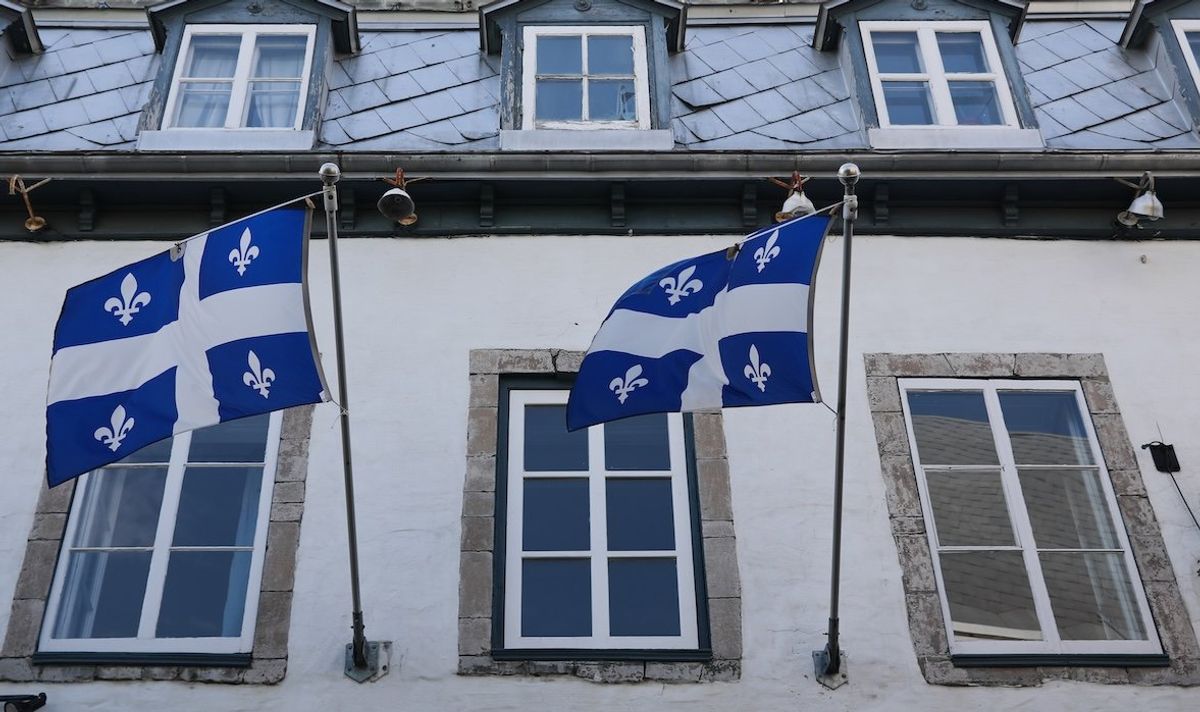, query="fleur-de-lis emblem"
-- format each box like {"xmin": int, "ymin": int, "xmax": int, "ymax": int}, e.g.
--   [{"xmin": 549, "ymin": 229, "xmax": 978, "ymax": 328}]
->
[
  {"xmin": 753, "ymin": 230, "xmax": 781, "ymax": 273},
  {"xmin": 744, "ymin": 344, "xmax": 771, "ymax": 392},
  {"xmin": 659, "ymin": 265, "xmax": 703, "ymax": 305},
  {"xmin": 242, "ymin": 350, "xmax": 276, "ymax": 398},
  {"xmin": 94, "ymin": 404, "xmax": 135, "ymax": 451},
  {"xmin": 609, "ymin": 364, "xmax": 649, "ymax": 404},
  {"xmin": 228, "ymin": 228, "xmax": 260, "ymax": 276},
  {"xmin": 103, "ymin": 273, "xmax": 152, "ymax": 326}
]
